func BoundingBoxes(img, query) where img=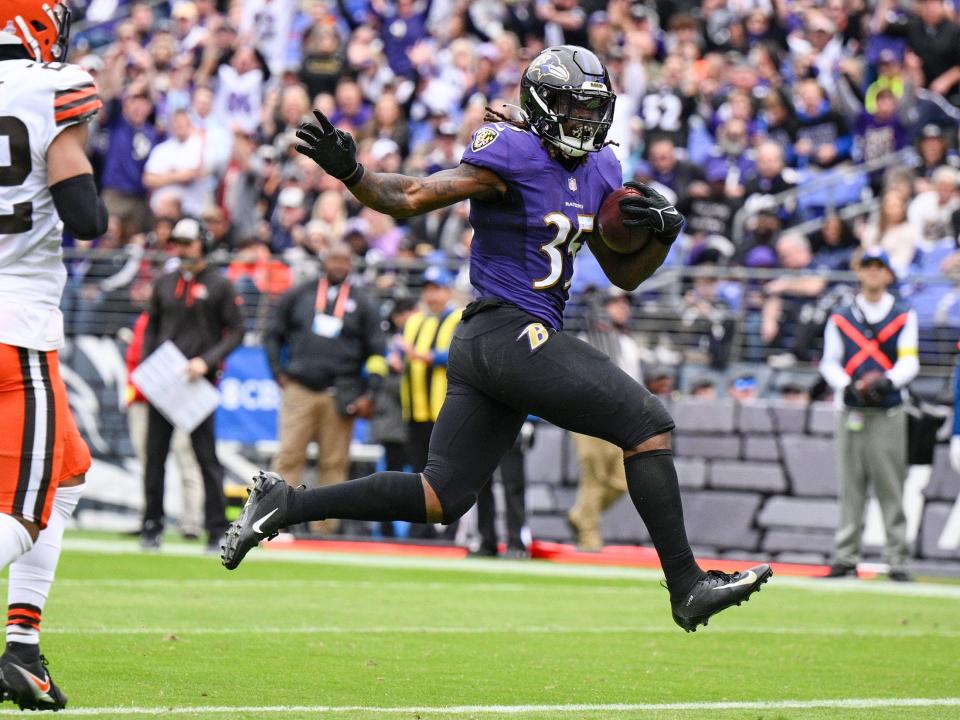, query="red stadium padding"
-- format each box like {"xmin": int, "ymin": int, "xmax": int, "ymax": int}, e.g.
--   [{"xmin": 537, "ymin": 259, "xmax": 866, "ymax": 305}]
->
[{"xmin": 260, "ymin": 537, "xmax": 862, "ymax": 578}]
